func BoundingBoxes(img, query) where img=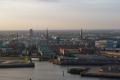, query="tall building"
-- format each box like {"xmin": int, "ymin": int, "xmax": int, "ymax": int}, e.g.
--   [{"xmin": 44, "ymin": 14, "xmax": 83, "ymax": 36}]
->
[
  {"xmin": 29, "ymin": 29, "xmax": 34, "ymax": 38},
  {"xmin": 46, "ymin": 28, "xmax": 49, "ymax": 46},
  {"xmin": 80, "ymin": 28, "xmax": 83, "ymax": 40},
  {"xmin": 29, "ymin": 29, "xmax": 34, "ymax": 46},
  {"xmin": 16, "ymin": 33, "xmax": 19, "ymax": 41}
]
